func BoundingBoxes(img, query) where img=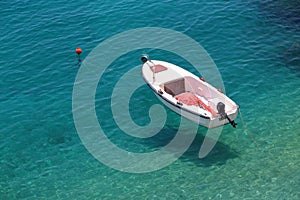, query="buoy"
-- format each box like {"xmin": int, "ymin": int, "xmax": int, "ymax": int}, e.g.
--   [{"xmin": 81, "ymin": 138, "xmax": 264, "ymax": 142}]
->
[
  {"xmin": 75, "ymin": 47, "xmax": 83, "ymax": 65},
  {"xmin": 76, "ymin": 47, "xmax": 82, "ymax": 55}
]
